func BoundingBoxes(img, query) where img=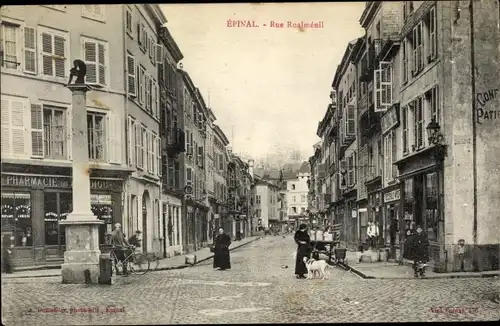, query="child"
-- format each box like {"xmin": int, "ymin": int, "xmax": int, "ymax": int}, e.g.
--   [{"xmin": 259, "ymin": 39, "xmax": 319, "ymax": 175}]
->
[{"xmin": 408, "ymin": 225, "xmax": 429, "ymax": 277}]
